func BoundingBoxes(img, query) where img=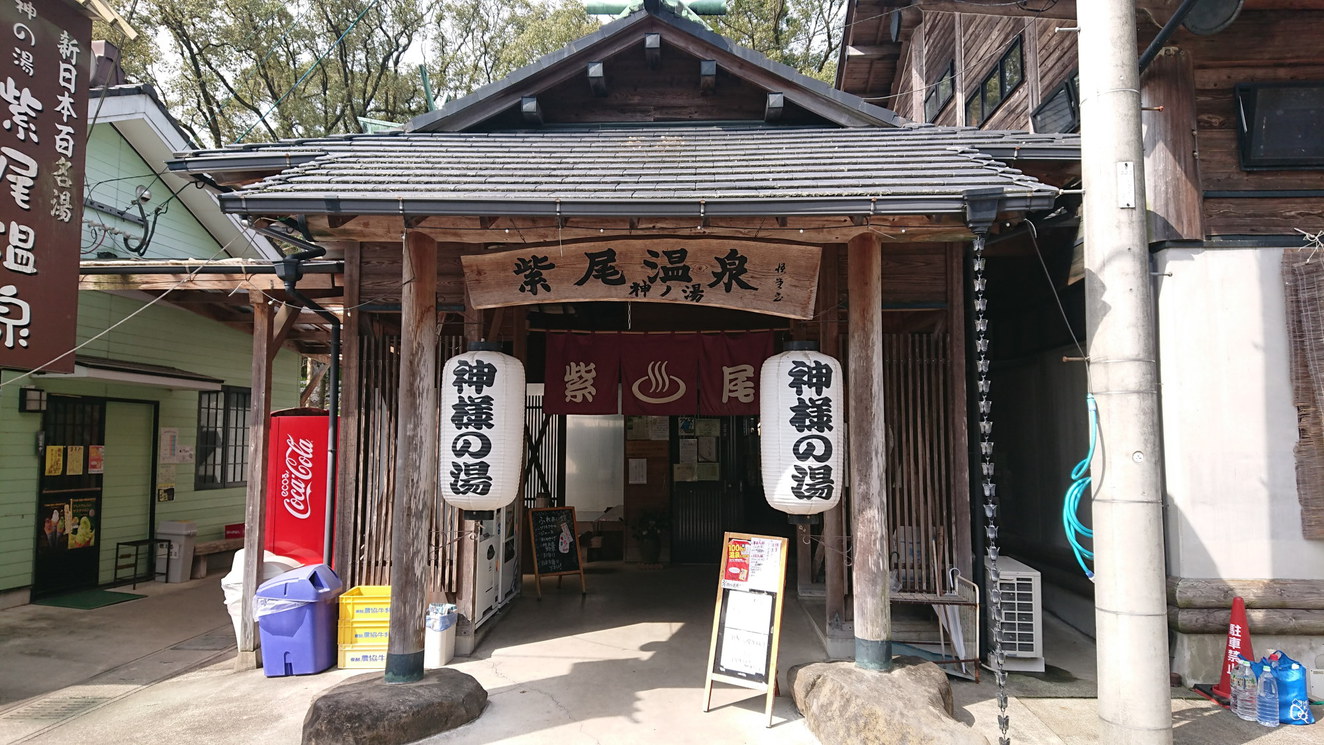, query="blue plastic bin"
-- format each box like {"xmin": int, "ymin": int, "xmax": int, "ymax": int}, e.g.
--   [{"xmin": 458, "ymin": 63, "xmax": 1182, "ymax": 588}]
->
[{"xmin": 254, "ymin": 563, "xmax": 343, "ymax": 677}]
